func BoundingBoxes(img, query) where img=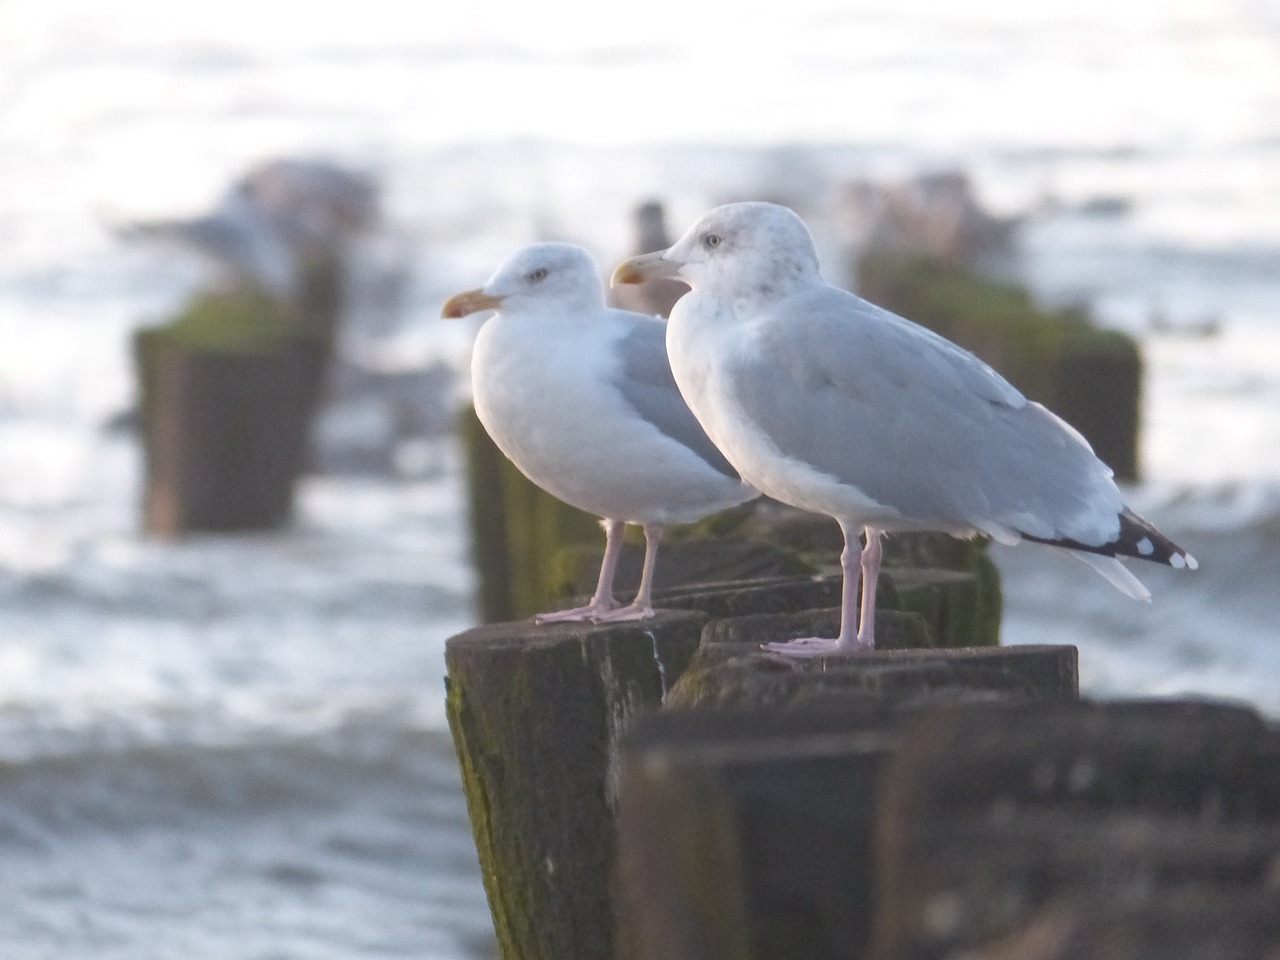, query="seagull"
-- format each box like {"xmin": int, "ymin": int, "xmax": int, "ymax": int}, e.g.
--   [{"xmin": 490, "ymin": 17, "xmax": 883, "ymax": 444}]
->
[
  {"xmin": 442, "ymin": 242, "xmax": 758, "ymax": 623},
  {"xmin": 119, "ymin": 159, "xmax": 377, "ymax": 301},
  {"xmin": 612, "ymin": 201, "xmax": 1196, "ymax": 657}
]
